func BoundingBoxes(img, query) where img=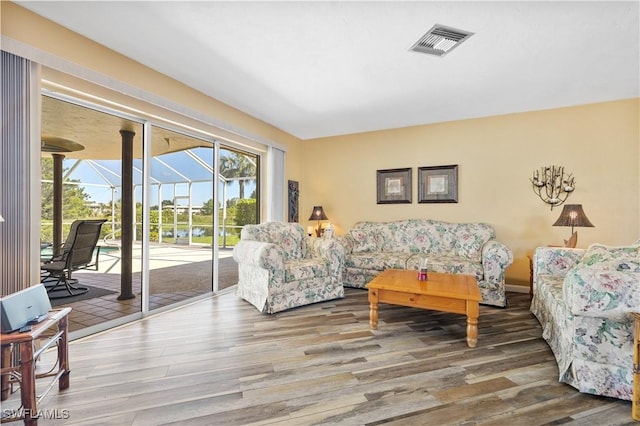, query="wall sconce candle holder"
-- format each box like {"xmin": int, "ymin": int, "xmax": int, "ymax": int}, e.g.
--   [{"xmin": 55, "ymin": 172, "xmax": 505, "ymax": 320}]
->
[{"xmin": 530, "ymin": 165, "xmax": 575, "ymax": 209}]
